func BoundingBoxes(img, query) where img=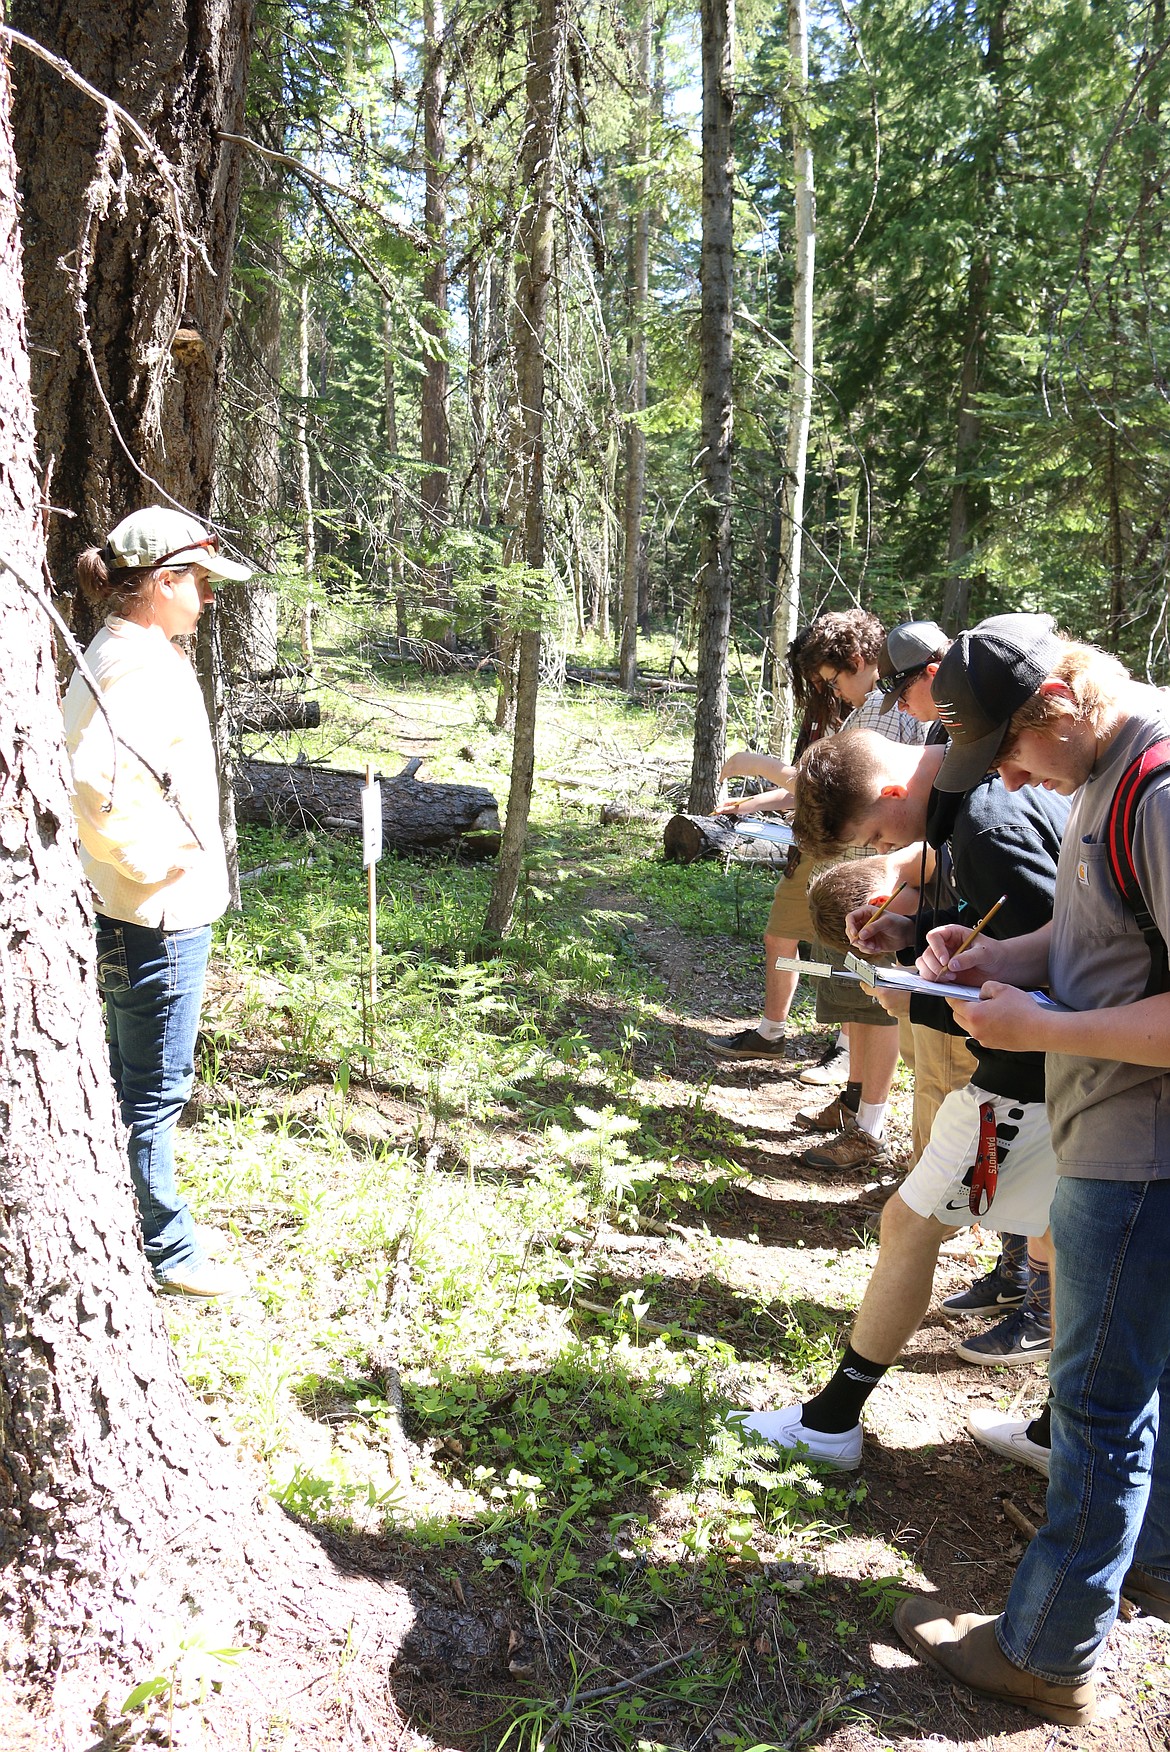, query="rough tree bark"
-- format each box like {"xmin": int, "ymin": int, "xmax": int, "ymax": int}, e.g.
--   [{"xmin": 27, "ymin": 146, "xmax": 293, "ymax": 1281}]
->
[
  {"xmin": 770, "ymin": 0, "xmax": 814, "ymax": 759},
  {"xmin": 687, "ymin": 0, "xmax": 735, "ymax": 814},
  {"xmin": 420, "ymin": 0, "xmax": 453, "ymax": 649},
  {"xmin": 482, "ymin": 0, "xmax": 569, "ymax": 938},
  {"xmin": 11, "ymin": 0, "xmax": 257, "ymax": 899},
  {"xmin": 11, "ymin": 0, "xmax": 253, "ymax": 576},
  {"xmin": 618, "ymin": 0, "xmax": 652, "ymax": 694}
]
